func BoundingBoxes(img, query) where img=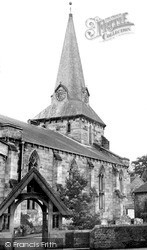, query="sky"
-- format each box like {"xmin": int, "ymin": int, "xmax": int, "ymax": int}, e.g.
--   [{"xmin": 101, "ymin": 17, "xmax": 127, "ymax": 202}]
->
[{"xmin": 0, "ymin": 0, "xmax": 146, "ymax": 163}]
